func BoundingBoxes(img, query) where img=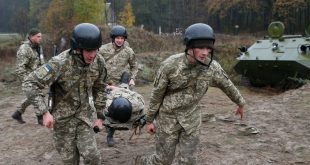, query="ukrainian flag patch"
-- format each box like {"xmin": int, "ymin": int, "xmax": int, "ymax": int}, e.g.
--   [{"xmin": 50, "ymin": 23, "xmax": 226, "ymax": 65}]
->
[{"xmin": 35, "ymin": 64, "xmax": 53, "ymax": 79}]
